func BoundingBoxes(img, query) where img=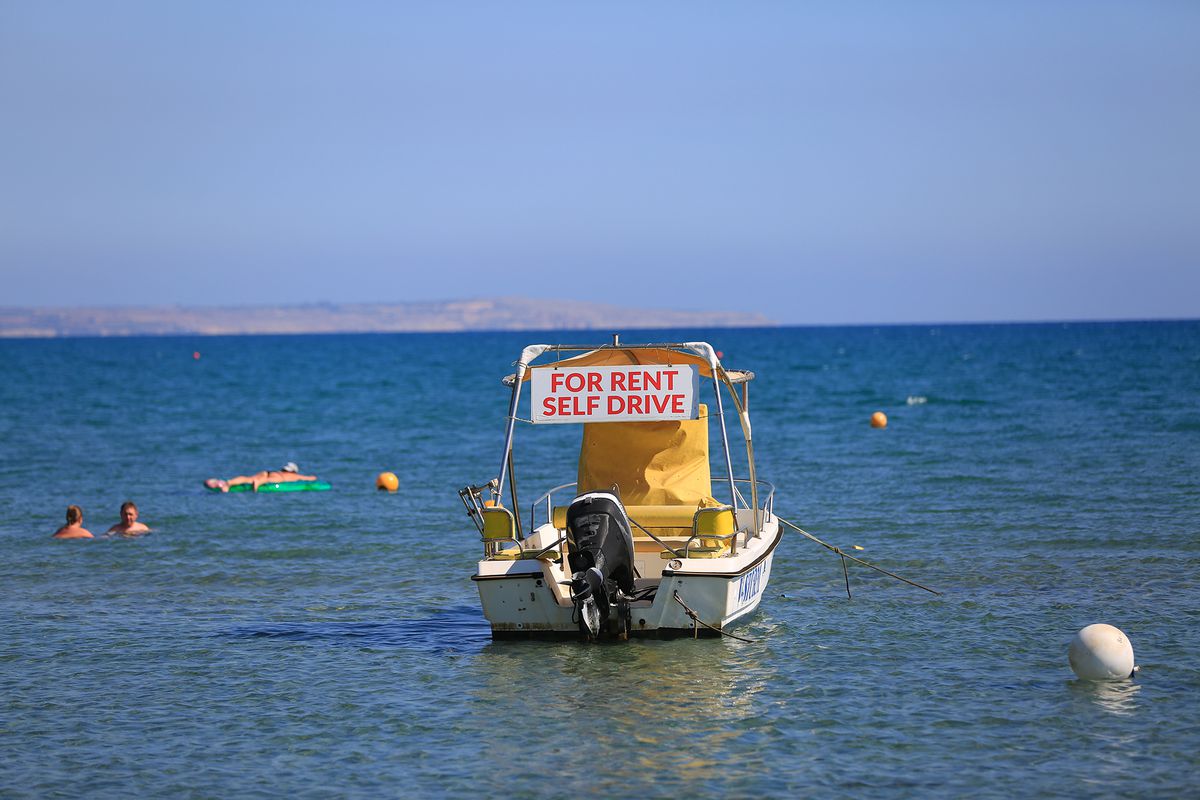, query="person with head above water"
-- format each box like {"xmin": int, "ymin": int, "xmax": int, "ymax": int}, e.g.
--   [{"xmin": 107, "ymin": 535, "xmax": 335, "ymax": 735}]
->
[
  {"xmin": 106, "ymin": 500, "xmax": 150, "ymax": 536},
  {"xmin": 52, "ymin": 505, "xmax": 94, "ymax": 539},
  {"xmin": 204, "ymin": 462, "xmax": 318, "ymax": 493}
]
